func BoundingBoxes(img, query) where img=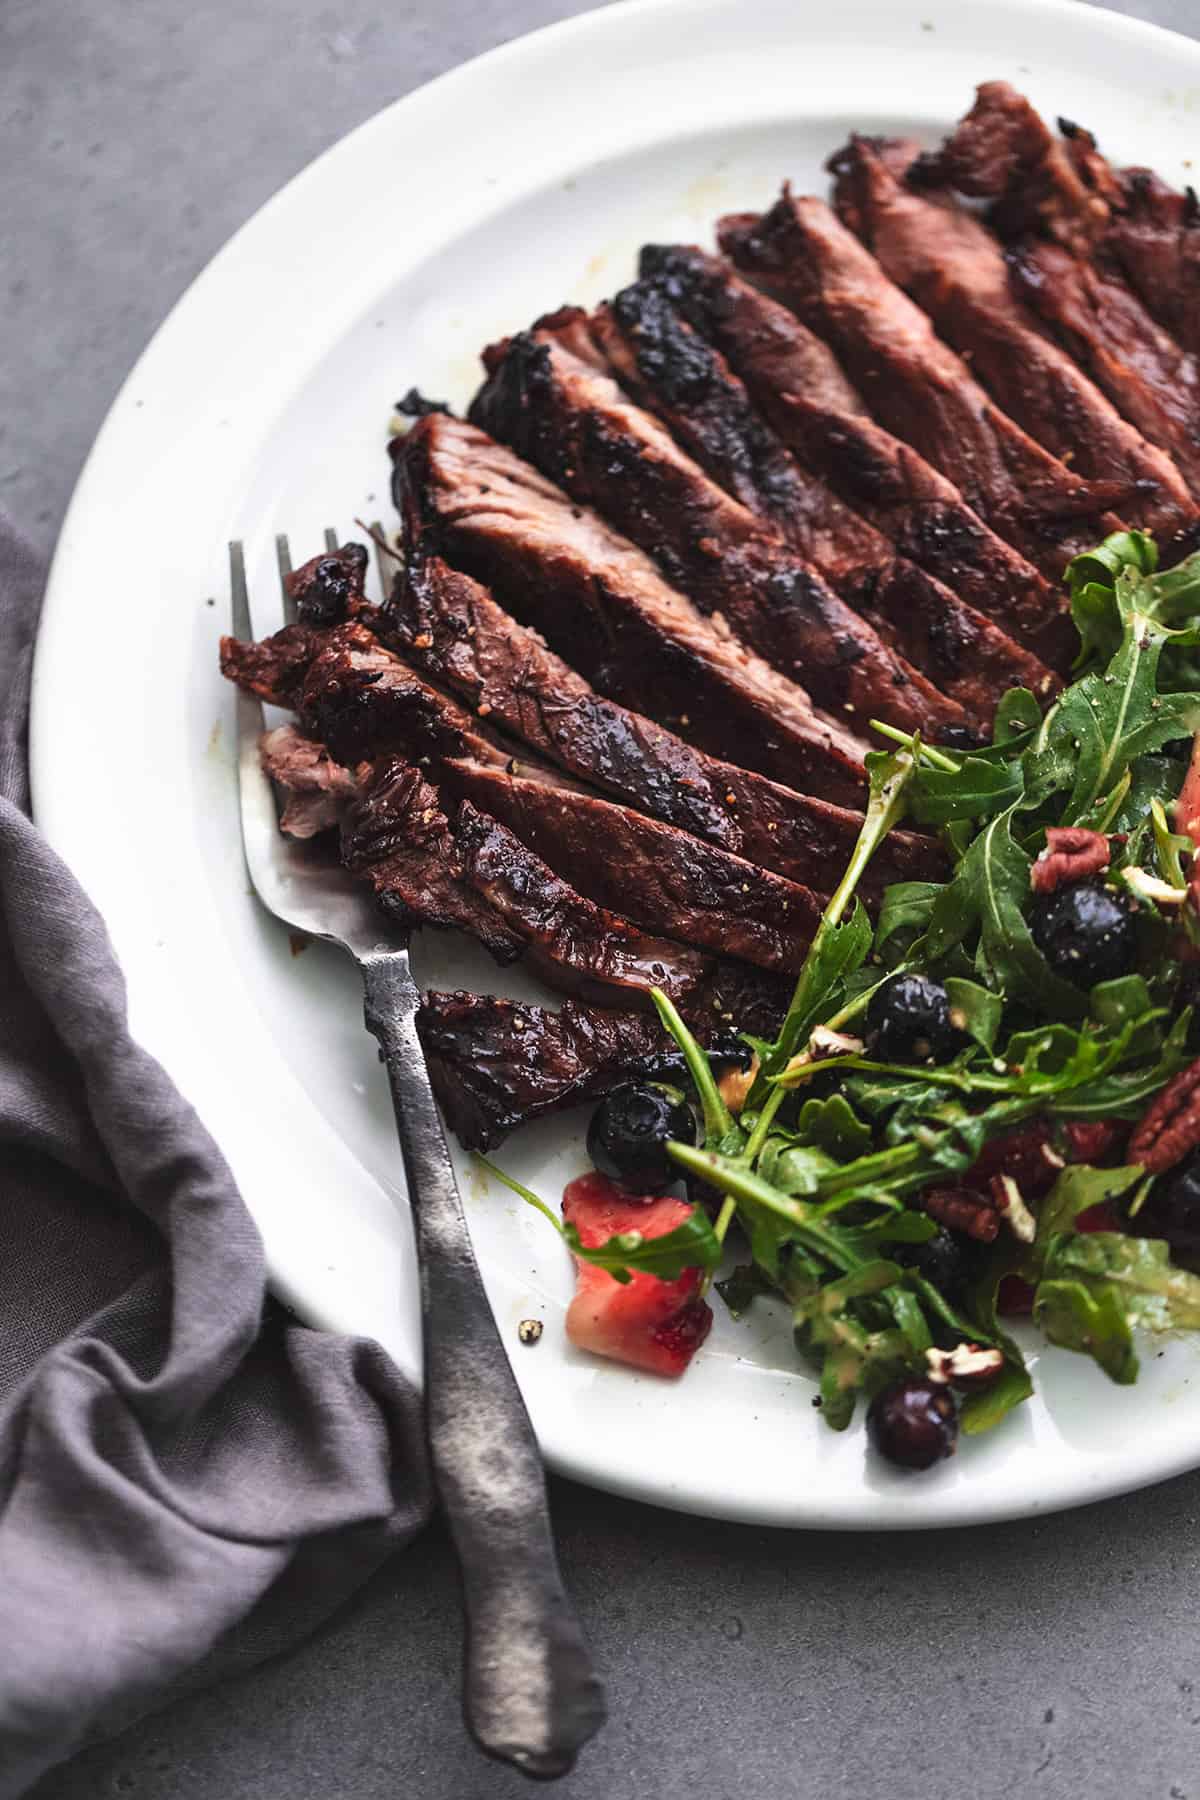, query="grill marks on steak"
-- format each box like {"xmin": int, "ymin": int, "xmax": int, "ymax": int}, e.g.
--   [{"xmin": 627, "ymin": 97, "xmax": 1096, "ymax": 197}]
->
[
  {"xmin": 393, "ymin": 413, "xmax": 869, "ymax": 806},
  {"xmin": 719, "ymin": 188, "xmax": 1126, "ymax": 577},
  {"xmin": 342, "ymin": 758, "xmax": 524, "ymax": 961},
  {"xmin": 1004, "ymin": 238, "xmax": 1200, "ymax": 506},
  {"xmin": 913, "ymin": 85, "xmax": 1200, "ymax": 509},
  {"xmin": 469, "ymin": 323, "xmax": 964, "ymax": 737},
  {"xmin": 389, "ymin": 531, "xmax": 946, "ymax": 897},
  {"xmin": 637, "ymin": 243, "xmax": 1075, "ymax": 670},
  {"xmin": 925, "ymin": 82, "xmax": 1200, "ymax": 363},
  {"xmin": 830, "ymin": 135, "xmax": 1197, "ymax": 543},
  {"xmin": 416, "ymin": 991, "xmax": 747, "ymax": 1151},
  {"xmin": 436, "ymin": 754, "xmax": 823, "ymax": 974},
  {"xmin": 593, "ymin": 277, "xmax": 1057, "ymax": 714},
  {"xmin": 342, "ymin": 758, "xmax": 725, "ymax": 1011}
]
